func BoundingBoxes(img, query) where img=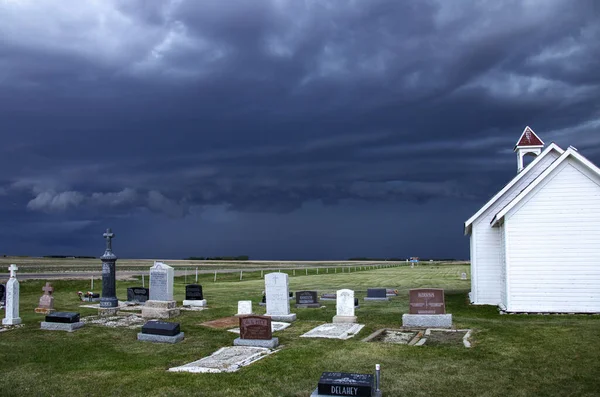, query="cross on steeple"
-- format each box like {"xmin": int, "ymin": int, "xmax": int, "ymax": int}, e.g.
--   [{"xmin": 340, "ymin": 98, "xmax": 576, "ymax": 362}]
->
[
  {"xmin": 42, "ymin": 282, "xmax": 54, "ymax": 295},
  {"xmin": 8, "ymin": 264, "xmax": 18, "ymax": 278},
  {"xmin": 103, "ymin": 228, "xmax": 115, "ymax": 251}
]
